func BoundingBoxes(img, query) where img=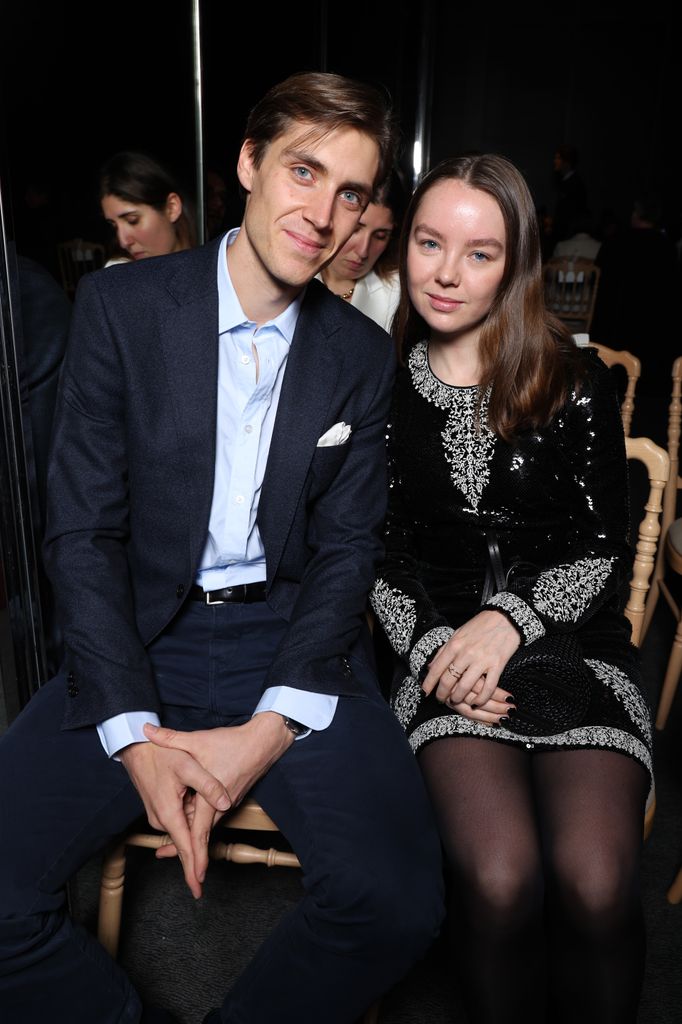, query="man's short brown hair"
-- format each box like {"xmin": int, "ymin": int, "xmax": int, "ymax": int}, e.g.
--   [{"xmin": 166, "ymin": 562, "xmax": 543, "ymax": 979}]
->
[{"xmin": 243, "ymin": 72, "xmax": 396, "ymax": 194}]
